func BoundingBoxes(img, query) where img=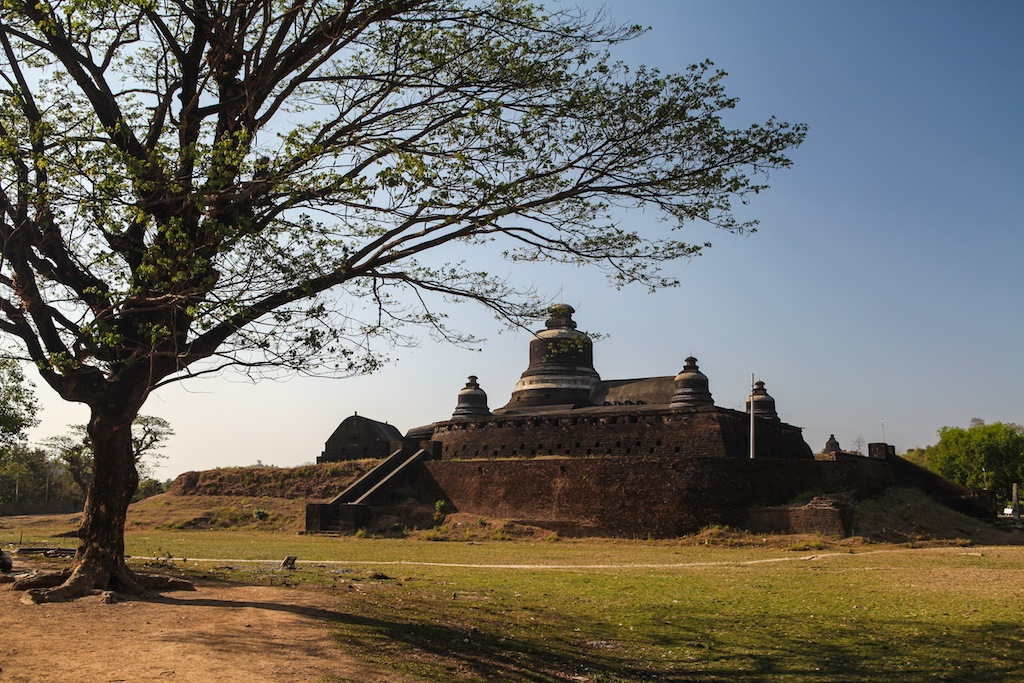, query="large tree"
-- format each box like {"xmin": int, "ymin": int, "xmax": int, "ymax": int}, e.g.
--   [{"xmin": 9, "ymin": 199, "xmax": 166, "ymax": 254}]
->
[
  {"xmin": 0, "ymin": 0, "xmax": 805, "ymax": 600},
  {"xmin": 917, "ymin": 420, "xmax": 1024, "ymax": 505}
]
